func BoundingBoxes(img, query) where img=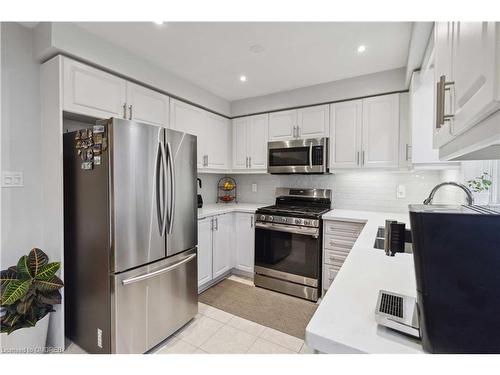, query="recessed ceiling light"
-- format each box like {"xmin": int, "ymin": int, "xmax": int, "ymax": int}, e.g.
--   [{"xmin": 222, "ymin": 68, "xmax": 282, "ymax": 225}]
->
[
  {"xmin": 154, "ymin": 21, "xmax": 164, "ymax": 25},
  {"xmin": 239, "ymin": 75, "xmax": 247, "ymax": 82},
  {"xmin": 357, "ymin": 45, "xmax": 366, "ymax": 53}
]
